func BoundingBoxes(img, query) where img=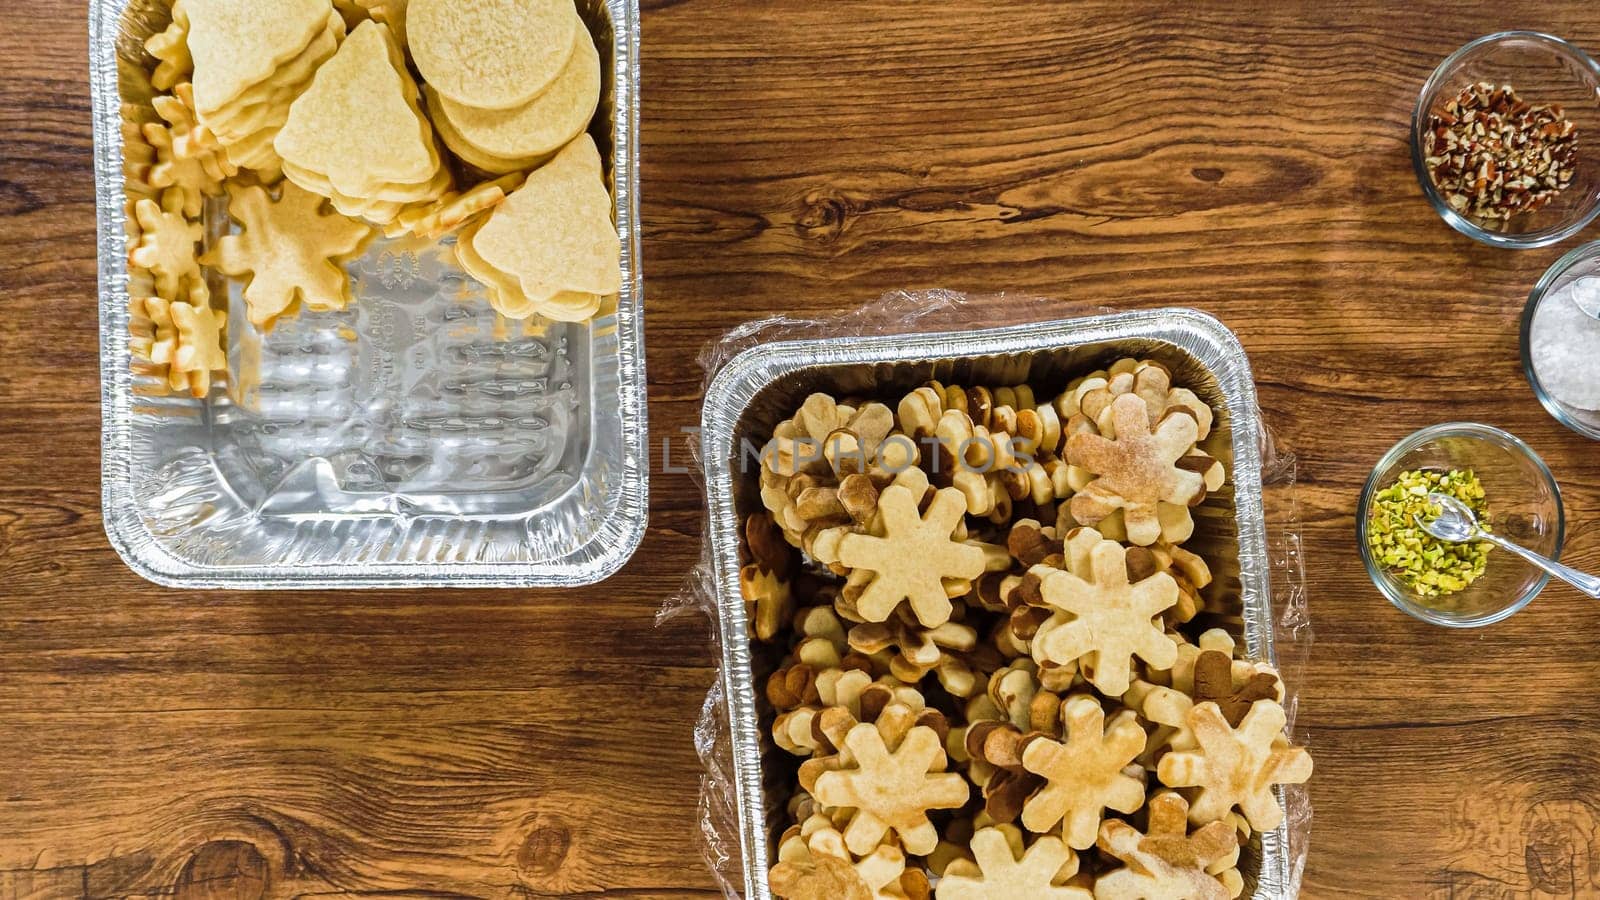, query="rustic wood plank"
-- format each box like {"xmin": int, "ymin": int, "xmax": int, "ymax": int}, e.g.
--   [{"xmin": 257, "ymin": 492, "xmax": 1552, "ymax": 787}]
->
[{"xmin": 2, "ymin": 0, "xmax": 1600, "ymax": 897}]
